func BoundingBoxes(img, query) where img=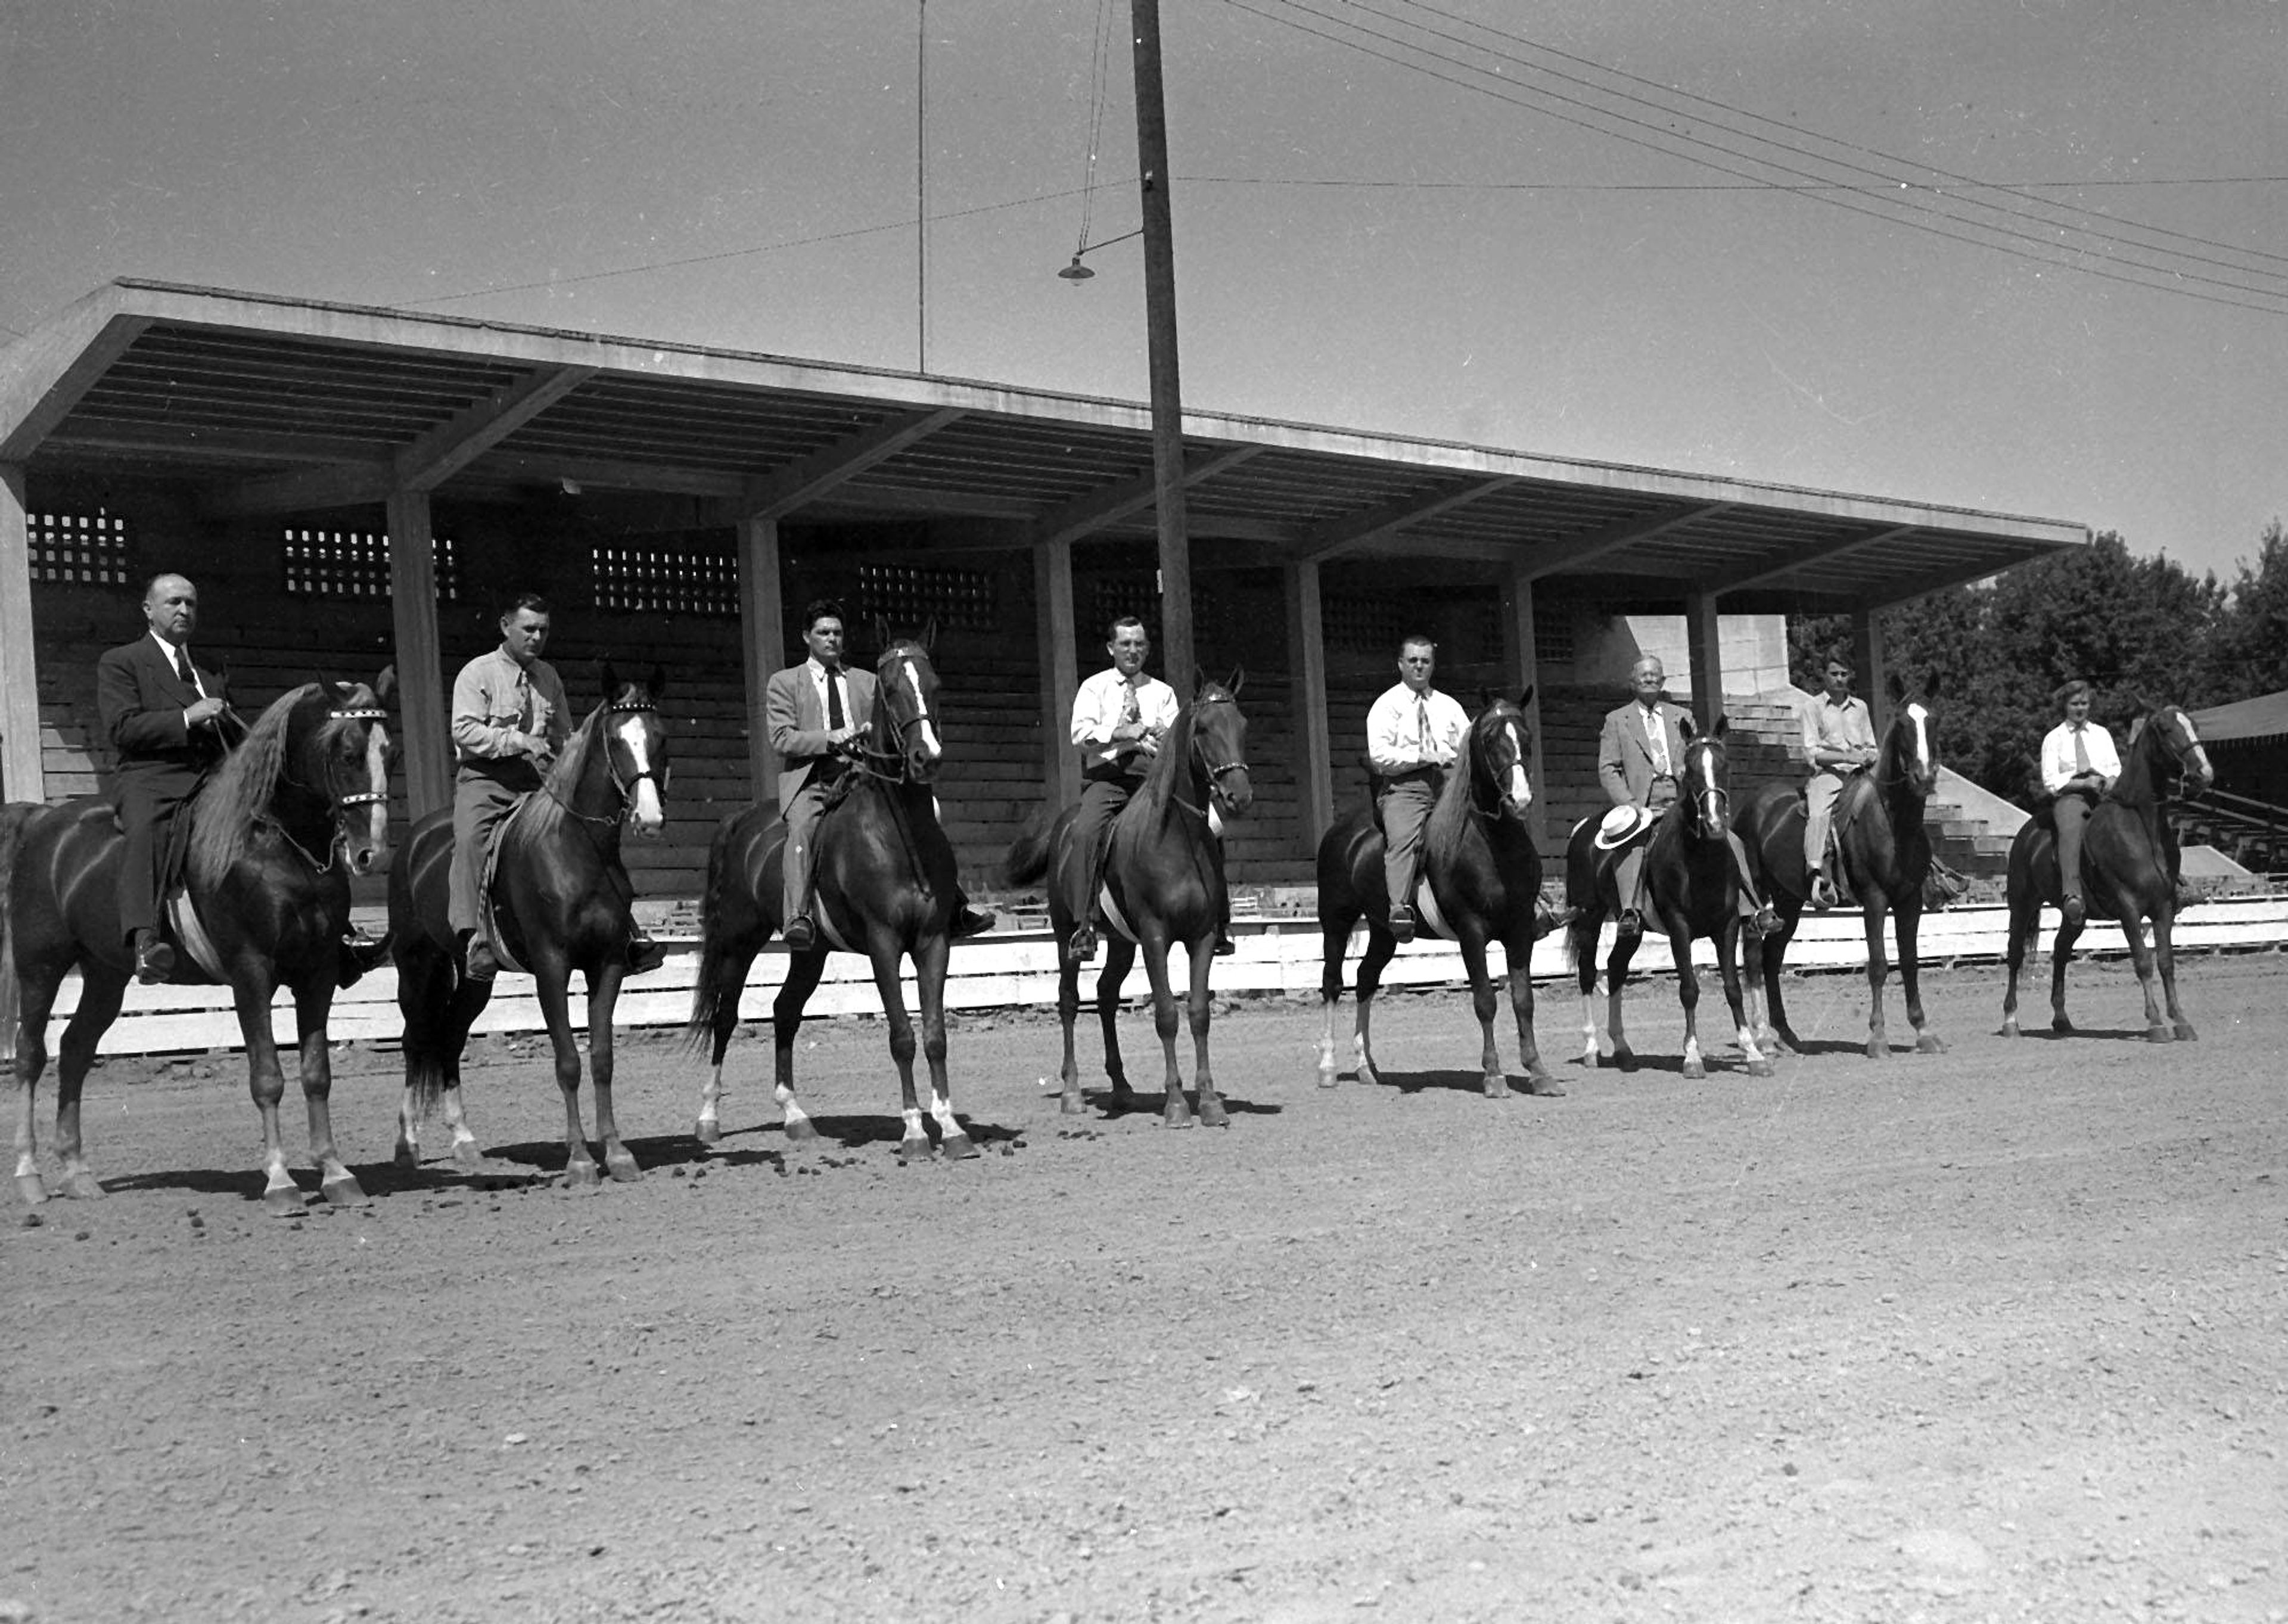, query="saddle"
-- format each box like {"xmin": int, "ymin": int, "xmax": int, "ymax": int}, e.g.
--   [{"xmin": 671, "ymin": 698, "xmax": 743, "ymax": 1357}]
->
[{"xmin": 475, "ymin": 792, "xmax": 540, "ymax": 975}]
